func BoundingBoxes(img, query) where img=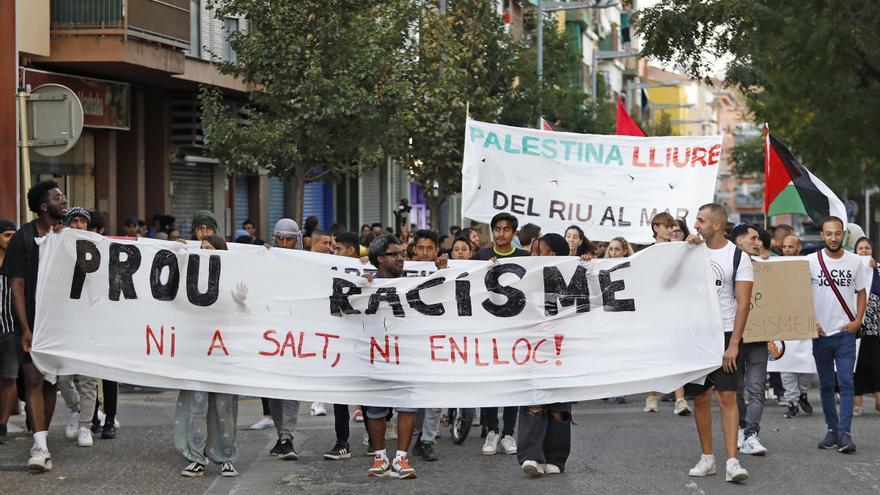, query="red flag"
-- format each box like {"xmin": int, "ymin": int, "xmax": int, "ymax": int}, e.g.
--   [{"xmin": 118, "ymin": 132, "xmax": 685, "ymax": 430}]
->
[{"xmin": 615, "ymin": 98, "xmax": 646, "ymax": 137}]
